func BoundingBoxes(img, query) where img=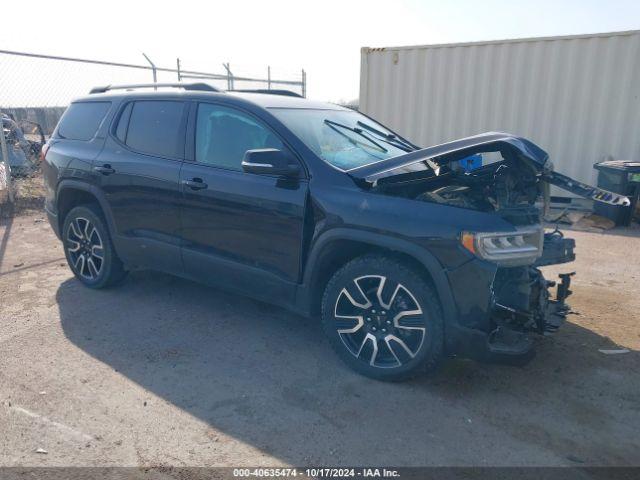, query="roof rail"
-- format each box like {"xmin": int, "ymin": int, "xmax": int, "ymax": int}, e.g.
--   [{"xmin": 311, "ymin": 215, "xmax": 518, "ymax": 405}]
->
[
  {"xmin": 89, "ymin": 82, "xmax": 221, "ymax": 94},
  {"xmin": 230, "ymin": 89, "xmax": 303, "ymax": 98}
]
